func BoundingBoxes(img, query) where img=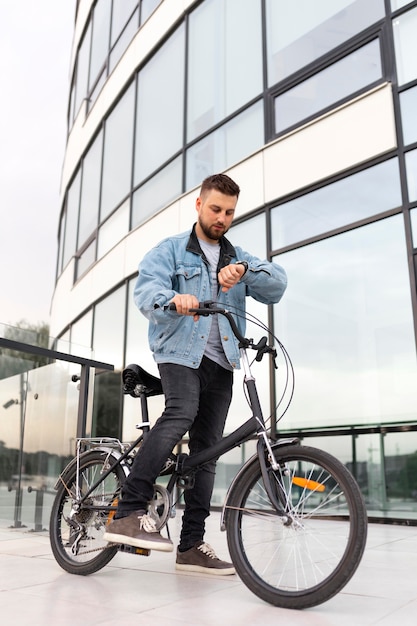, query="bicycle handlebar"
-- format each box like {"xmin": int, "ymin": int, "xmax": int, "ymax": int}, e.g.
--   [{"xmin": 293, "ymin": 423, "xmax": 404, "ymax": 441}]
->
[{"xmin": 165, "ymin": 300, "xmax": 277, "ymax": 363}]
